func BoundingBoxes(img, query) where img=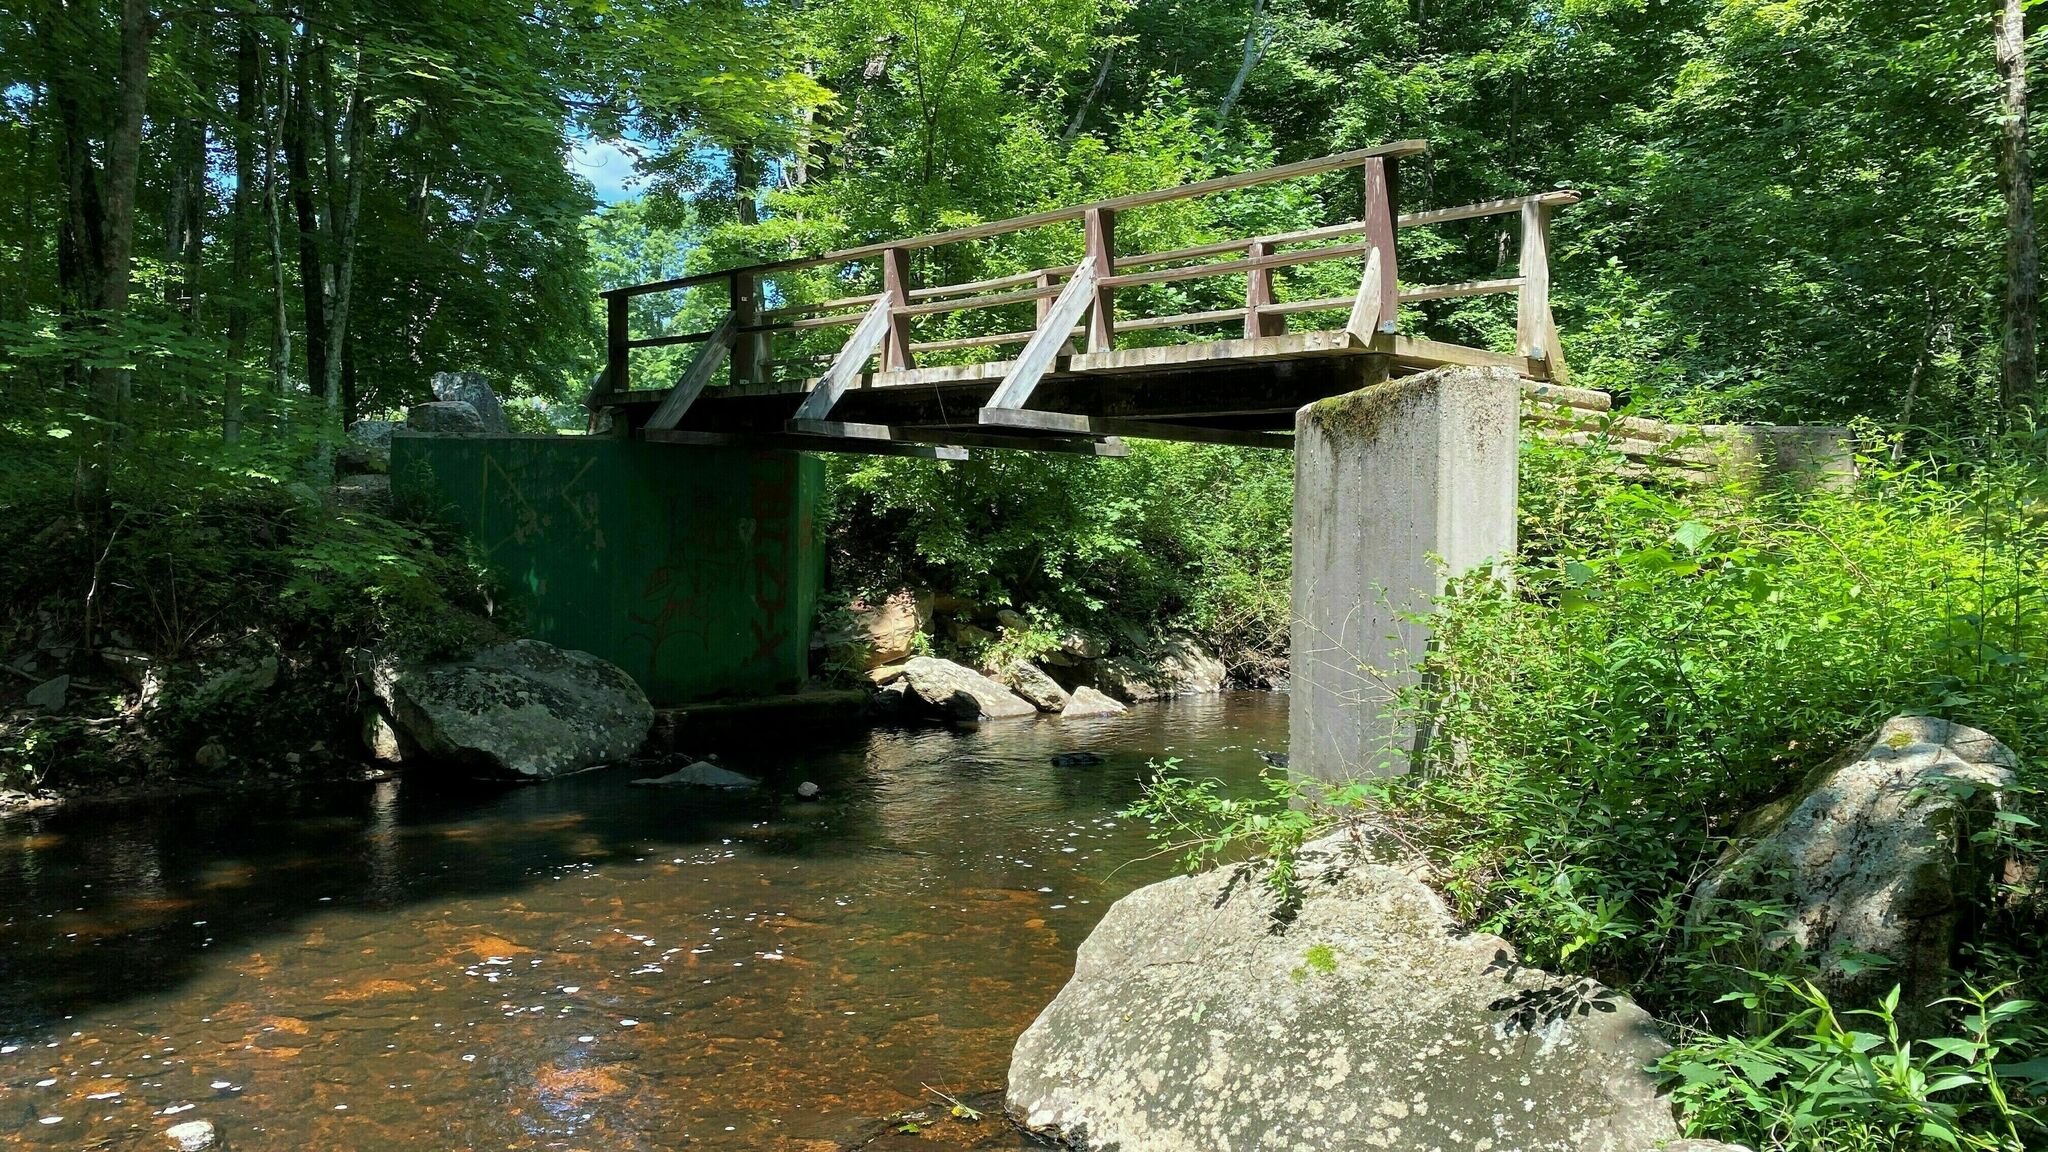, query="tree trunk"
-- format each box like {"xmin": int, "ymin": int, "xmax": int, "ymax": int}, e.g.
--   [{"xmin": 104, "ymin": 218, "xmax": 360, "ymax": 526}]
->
[
  {"xmin": 42, "ymin": 0, "xmax": 152, "ymax": 520},
  {"xmin": 733, "ymin": 142, "xmax": 761, "ymax": 226},
  {"xmin": 225, "ymin": 21, "xmax": 260, "ymax": 442},
  {"xmin": 162, "ymin": 111, "xmax": 205, "ymax": 318},
  {"xmin": 1996, "ymin": 0, "xmax": 2038, "ymax": 419},
  {"xmin": 265, "ymin": 39, "xmax": 293, "ymax": 399},
  {"xmin": 285, "ymin": 34, "xmax": 328, "ymax": 395},
  {"xmin": 1216, "ymin": 0, "xmax": 1272, "ymax": 127},
  {"xmin": 321, "ymin": 64, "xmax": 370, "ymax": 420},
  {"xmin": 1064, "ymin": 44, "xmax": 1117, "ymax": 143}
]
